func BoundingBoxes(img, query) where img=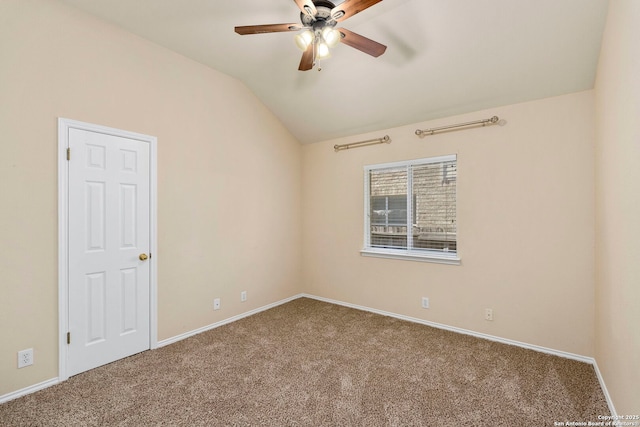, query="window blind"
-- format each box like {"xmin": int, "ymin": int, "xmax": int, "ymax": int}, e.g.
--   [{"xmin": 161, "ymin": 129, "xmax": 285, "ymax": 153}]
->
[{"xmin": 364, "ymin": 155, "xmax": 457, "ymax": 260}]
